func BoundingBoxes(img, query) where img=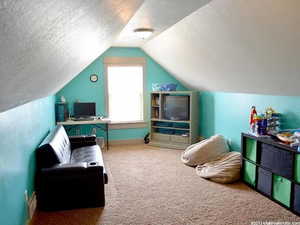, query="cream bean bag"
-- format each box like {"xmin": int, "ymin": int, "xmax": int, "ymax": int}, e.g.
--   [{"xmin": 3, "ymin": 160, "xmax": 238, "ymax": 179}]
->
[
  {"xmin": 181, "ymin": 135, "xmax": 229, "ymax": 166},
  {"xmin": 195, "ymin": 152, "xmax": 241, "ymax": 183}
]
